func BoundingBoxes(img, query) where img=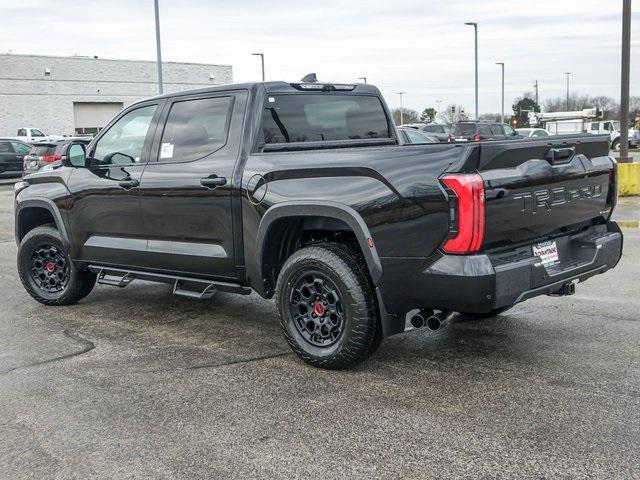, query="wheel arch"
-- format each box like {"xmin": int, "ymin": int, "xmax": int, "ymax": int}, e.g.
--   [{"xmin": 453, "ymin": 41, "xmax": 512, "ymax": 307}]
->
[
  {"xmin": 15, "ymin": 199, "xmax": 70, "ymax": 248},
  {"xmin": 255, "ymin": 201, "xmax": 383, "ymax": 297}
]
